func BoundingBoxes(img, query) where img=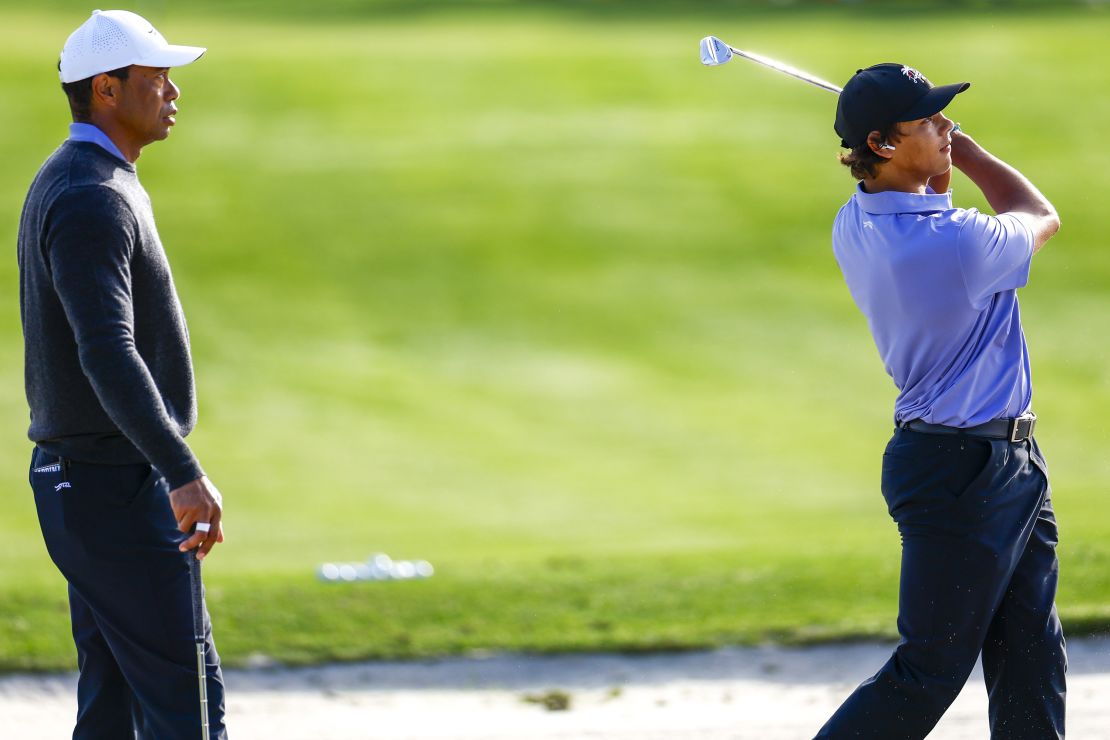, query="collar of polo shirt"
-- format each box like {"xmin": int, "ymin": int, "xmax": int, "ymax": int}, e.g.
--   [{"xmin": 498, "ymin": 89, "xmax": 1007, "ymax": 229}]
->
[{"xmin": 852, "ymin": 183, "xmax": 953, "ymax": 215}]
